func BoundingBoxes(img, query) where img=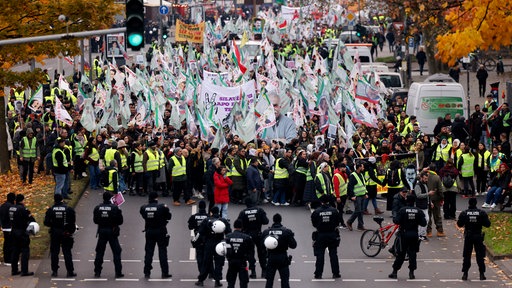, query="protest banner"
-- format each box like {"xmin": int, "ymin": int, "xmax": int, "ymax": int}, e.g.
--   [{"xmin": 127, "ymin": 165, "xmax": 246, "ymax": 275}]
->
[{"xmin": 175, "ymin": 20, "xmax": 205, "ymax": 43}]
